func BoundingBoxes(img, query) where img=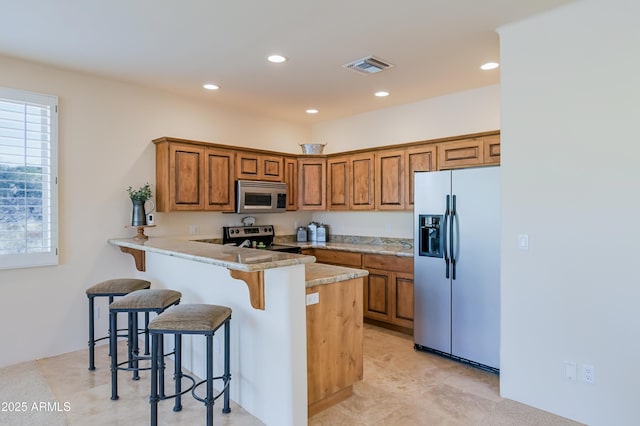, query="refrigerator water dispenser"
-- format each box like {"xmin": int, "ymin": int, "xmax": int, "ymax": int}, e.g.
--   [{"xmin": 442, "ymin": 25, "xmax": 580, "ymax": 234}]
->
[{"xmin": 419, "ymin": 214, "xmax": 444, "ymax": 258}]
